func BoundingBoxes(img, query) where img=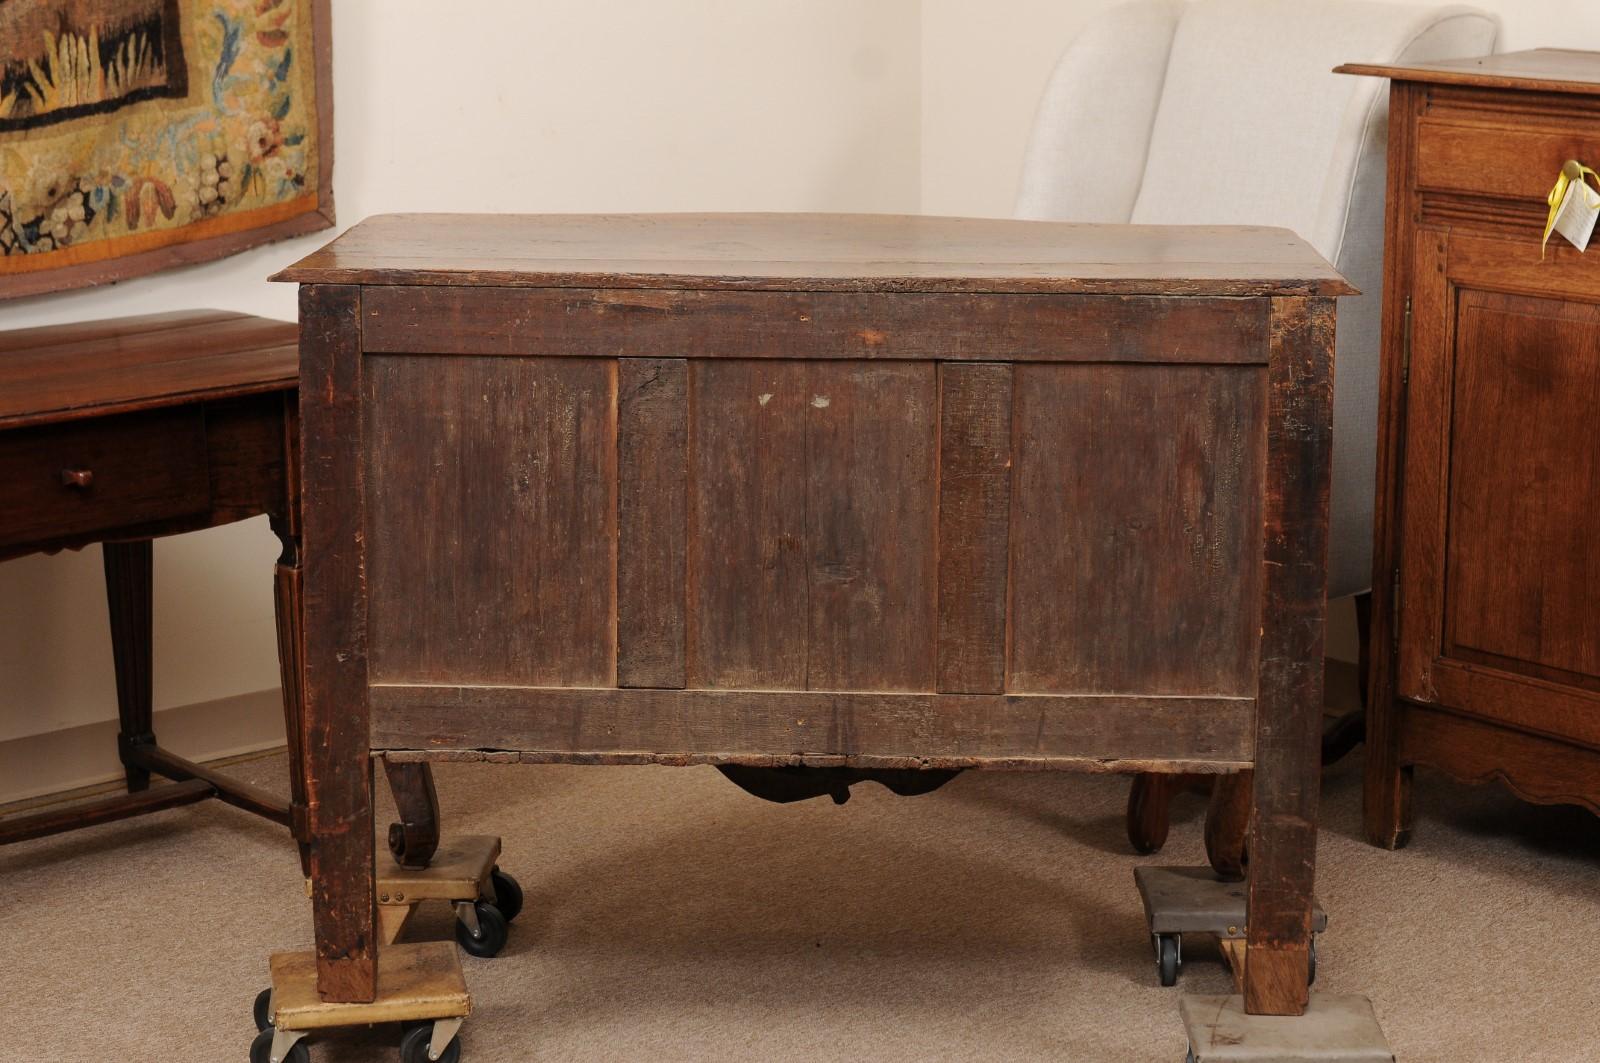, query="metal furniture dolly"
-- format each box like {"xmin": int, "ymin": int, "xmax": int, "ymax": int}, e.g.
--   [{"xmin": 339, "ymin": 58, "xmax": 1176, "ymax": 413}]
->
[{"xmin": 1136, "ymin": 865, "xmax": 1327, "ymax": 988}]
